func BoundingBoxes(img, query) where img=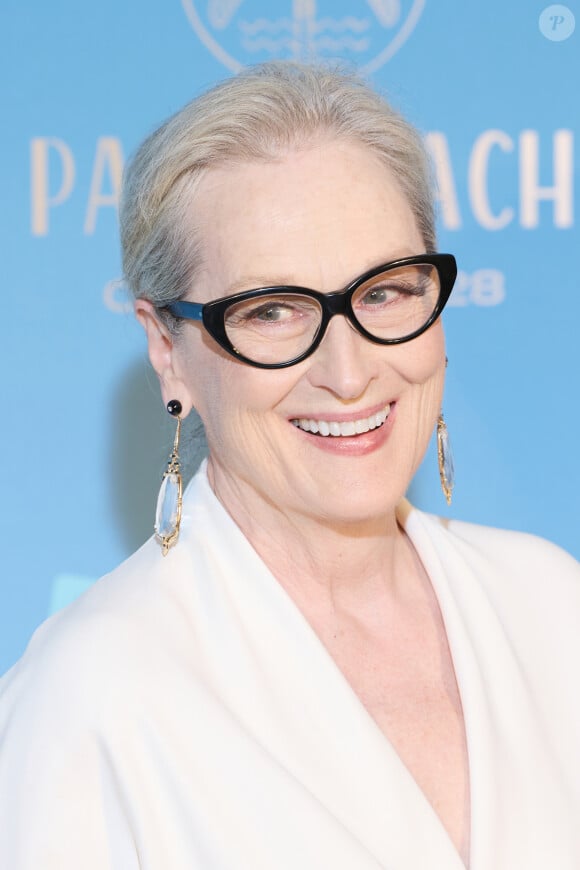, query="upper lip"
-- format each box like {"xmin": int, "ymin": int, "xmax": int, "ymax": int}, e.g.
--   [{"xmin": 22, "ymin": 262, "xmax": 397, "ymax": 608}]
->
[{"xmin": 289, "ymin": 402, "xmax": 393, "ymax": 423}]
